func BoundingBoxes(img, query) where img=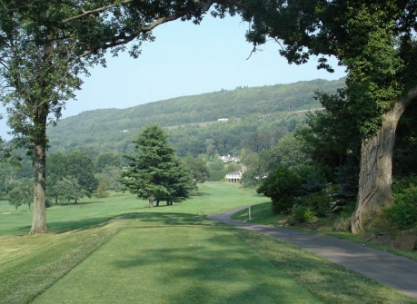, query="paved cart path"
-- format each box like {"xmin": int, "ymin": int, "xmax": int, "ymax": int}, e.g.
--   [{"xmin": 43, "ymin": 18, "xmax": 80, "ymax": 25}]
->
[{"xmin": 208, "ymin": 206, "xmax": 417, "ymax": 299}]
